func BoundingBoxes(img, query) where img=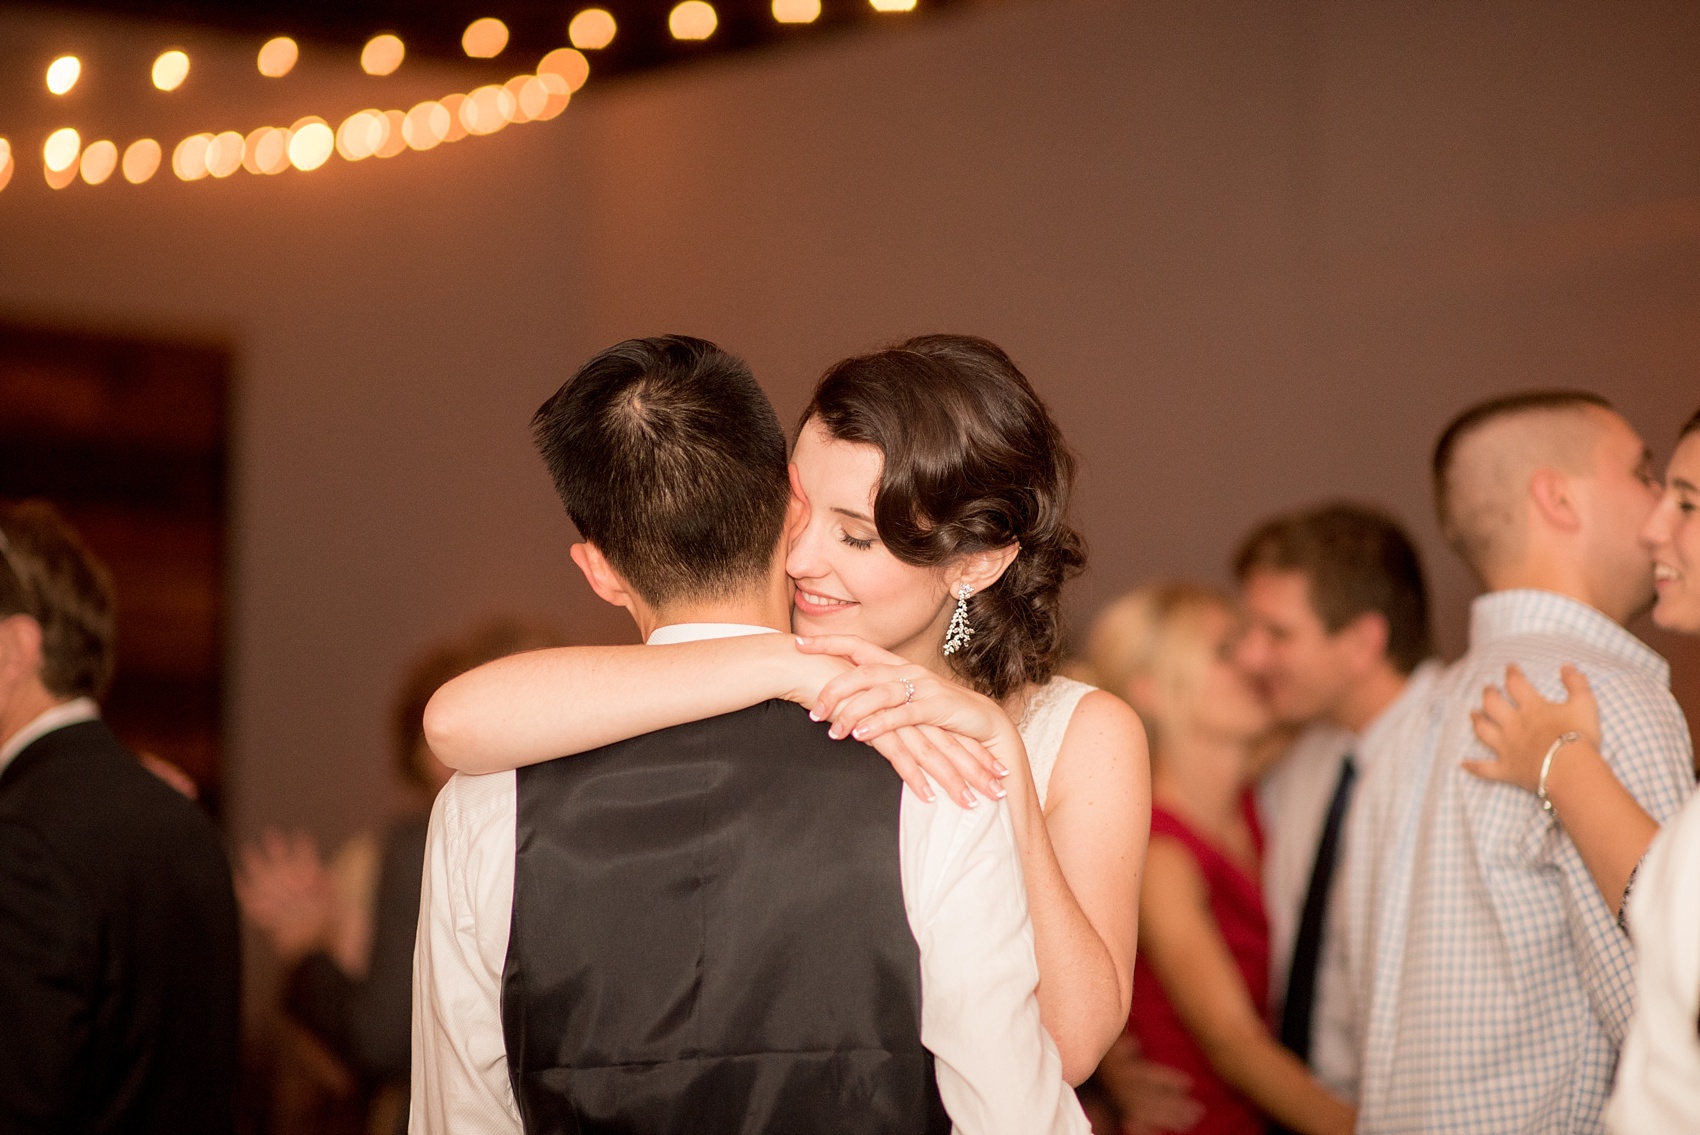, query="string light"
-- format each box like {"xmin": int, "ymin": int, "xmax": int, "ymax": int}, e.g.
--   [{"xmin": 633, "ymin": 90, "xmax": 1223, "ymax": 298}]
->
[
  {"xmin": 438, "ymin": 94, "xmax": 470, "ymax": 142},
  {"xmin": 503, "ymin": 76, "xmax": 536, "ymax": 123},
  {"xmin": 569, "ymin": 9, "xmax": 618, "ymax": 49},
  {"xmin": 152, "ymin": 50, "xmax": 190, "ymax": 91},
  {"xmin": 287, "ymin": 117, "xmax": 334, "ymax": 169},
  {"xmin": 361, "ymin": 34, "xmax": 405, "ymax": 76},
  {"xmin": 172, "ymin": 133, "xmax": 211, "ymax": 180},
  {"xmin": 258, "ymin": 37, "xmax": 299, "ymax": 78},
  {"xmin": 79, "ymin": 139, "xmax": 117, "ymax": 184},
  {"xmin": 123, "ymin": 138, "xmax": 161, "ymax": 183},
  {"xmin": 461, "ymin": 85, "xmax": 514, "ymax": 136},
  {"xmin": 206, "ymin": 130, "xmax": 244, "ymax": 177},
  {"xmin": 402, "ymin": 102, "xmax": 451, "ymax": 150},
  {"xmin": 0, "ymin": 139, "xmax": 13, "ymax": 193},
  {"xmin": 773, "ymin": 0, "xmax": 822, "ymax": 22},
  {"xmin": 46, "ymin": 162, "xmax": 77, "ymax": 189},
  {"xmin": 462, "ymin": 18, "xmax": 510, "ymax": 58},
  {"xmin": 533, "ymin": 73, "xmax": 572, "ymax": 120},
  {"xmin": 374, "ymin": 110, "xmax": 408, "ymax": 157},
  {"xmin": 43, "ymin": 127, "xmax": 81, "ymax": 173},
  {"xmin": 47, "ymin": 56, "xmax": 81, "ymax": 95},
  {"xmin": 869, "ymin": 0, "xmax": 918, "ymax": 10},
  {"xmin": 539, "ymin": 48, "xmax": 591, "ymax": 92},
  {"xmin": 670, "ymin": 1, "xmax": 718, "ymax": 40}
]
